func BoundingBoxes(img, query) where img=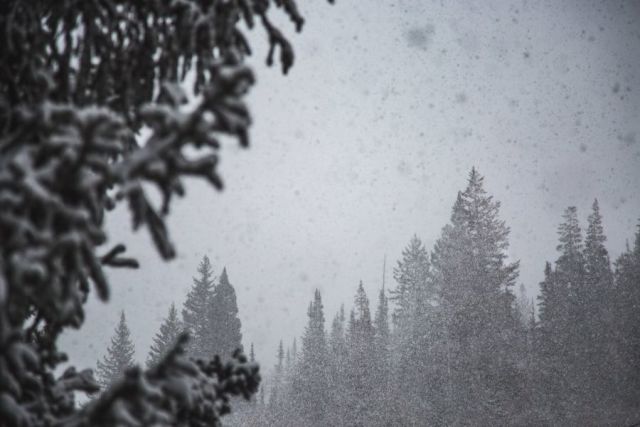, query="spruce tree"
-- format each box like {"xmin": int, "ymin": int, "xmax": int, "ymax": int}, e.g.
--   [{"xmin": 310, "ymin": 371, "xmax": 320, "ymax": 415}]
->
[
  {"xmin": 96, "ymin": 311, "xmax": 136, "ymax": 389},
  {"xmin": 345, "ymin": 282, "xmax": 376, "ymax": 426},
  {"xmin": 208, "ymin": 267, "xmax": 243, "ymax": 358},
  {"xmin": 431, "ymin": 168, "xmax": 521, "ymax": 424},
  {"xmin": 555, "ymin": 206, "xmax": 587, "ymax": 418},
  {"xmin": 582, "ymin": 200, "xmax": 615, "ymax": 411},
  {"xmin": 373, "ymin": 283, "xmax": 392, "ymax": 425},
  {"xmin": 294, "ymin": 289, "xmax": 329, "ymax": 425},
  {"xmin": 390, "ymin": 235, "xmax": 431, "ymax": 330},
  {"xmin": 147, "ymin": 303, "xmax": 183, "ymax": 368},
  {"xmin": 327, "ymin": 305, "xmax": 349, "ymax": 425},
  {"xmin": 613, "ymin": 221, "xmax": 640, "ymax": 409},
  {"xmin": 390, "ymin": 236, "xmax": 434, "ymax": 423},
  {"xmin": 182, "ymin": 255, "xmax": 215, "ymax": 358}
]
